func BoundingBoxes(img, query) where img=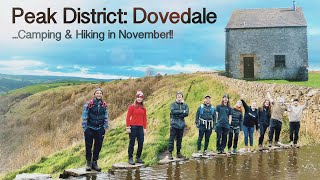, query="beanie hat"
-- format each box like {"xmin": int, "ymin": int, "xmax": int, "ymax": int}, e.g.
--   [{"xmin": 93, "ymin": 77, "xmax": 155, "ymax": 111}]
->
[{"xmin": 94, "ymin": 88, "xmax": 103, "ymax": 95}]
